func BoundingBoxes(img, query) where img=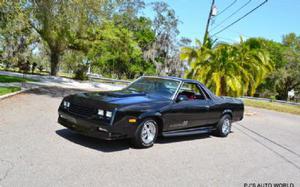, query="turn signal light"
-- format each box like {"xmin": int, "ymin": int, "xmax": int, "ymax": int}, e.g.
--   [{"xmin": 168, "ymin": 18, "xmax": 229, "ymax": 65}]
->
[{"xmin": 128, "ymin": 118, "xmax": 137, "ymax": 123}]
